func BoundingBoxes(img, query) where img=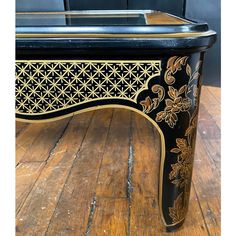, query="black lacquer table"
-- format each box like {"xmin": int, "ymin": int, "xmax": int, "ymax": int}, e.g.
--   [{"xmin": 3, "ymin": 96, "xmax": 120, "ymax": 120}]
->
[{"xmin": 15, "ymin": 10, "xmax": 216, "ymax": 231}]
